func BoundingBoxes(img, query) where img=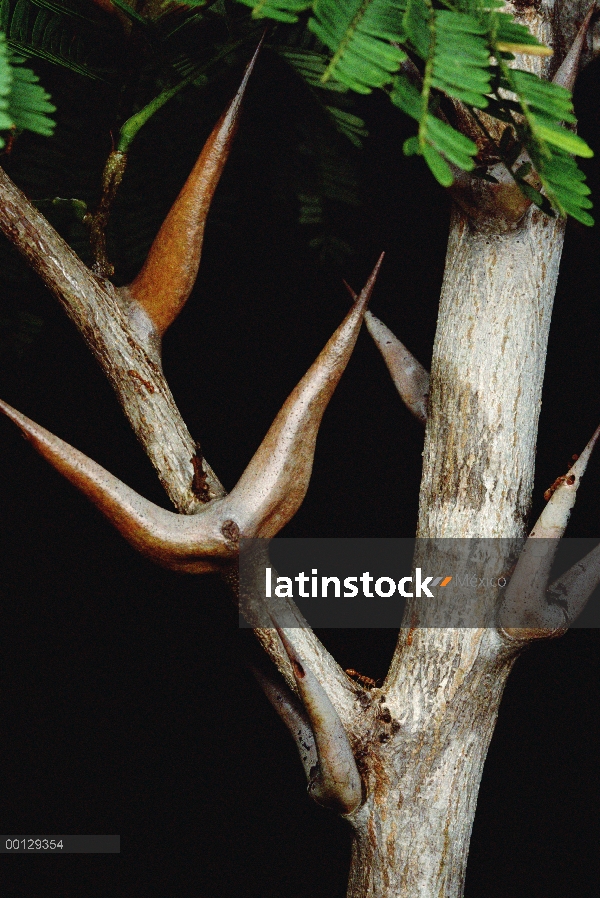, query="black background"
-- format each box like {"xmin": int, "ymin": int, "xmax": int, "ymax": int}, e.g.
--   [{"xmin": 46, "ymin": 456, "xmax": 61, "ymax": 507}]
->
[{"xmin": 0, "ymin": 39, "xmax": 599, "ymax": 897}]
